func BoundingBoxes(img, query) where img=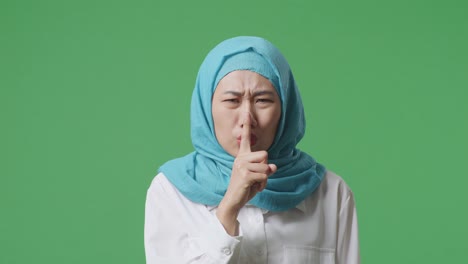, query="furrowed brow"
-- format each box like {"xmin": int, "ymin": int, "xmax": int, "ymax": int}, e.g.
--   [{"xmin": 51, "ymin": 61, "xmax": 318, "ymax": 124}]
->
[
  {"xmin": 253, "ymin": 90, "xmax": 275, "ymax": 97},
  {"xmin": 223, "ymin": 90, "xmax": 243, "ymax": 96}
]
